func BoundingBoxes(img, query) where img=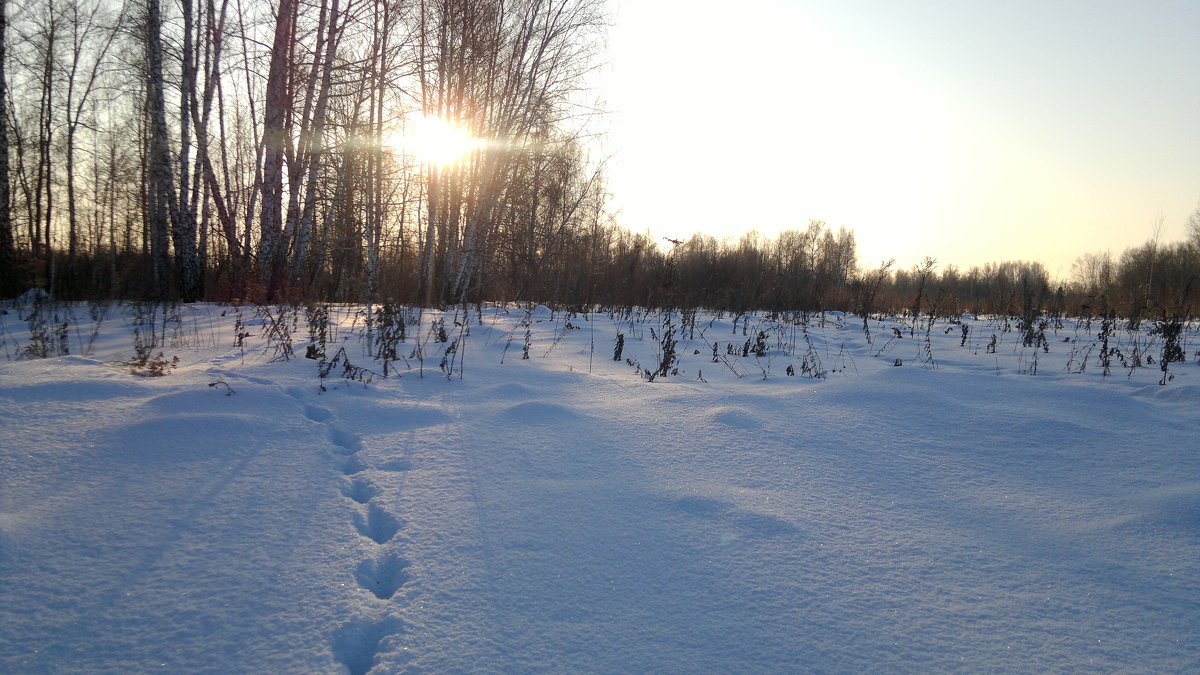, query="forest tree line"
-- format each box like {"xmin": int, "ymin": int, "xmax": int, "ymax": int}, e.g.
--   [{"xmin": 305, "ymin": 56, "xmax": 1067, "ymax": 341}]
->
[
  {"xmin": 0, "ymin": 0, "xmax": 610, "ymax": 305},
  {"xmin": 0, "ymin": 0, "xmax": 1197, "ymax": 320}
]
